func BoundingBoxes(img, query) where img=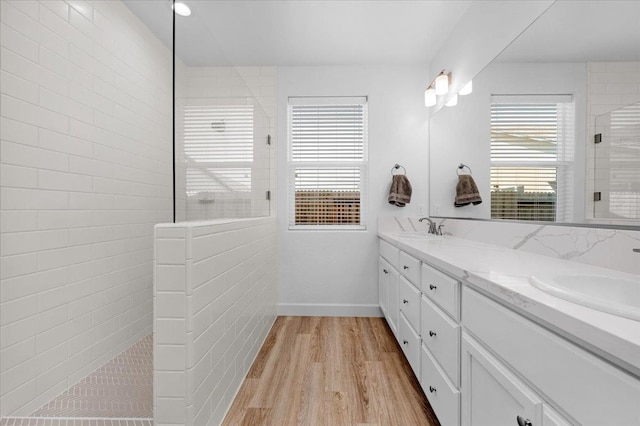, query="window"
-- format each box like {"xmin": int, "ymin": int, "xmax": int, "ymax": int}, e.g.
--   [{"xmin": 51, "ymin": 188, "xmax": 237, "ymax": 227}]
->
[
  {"xmin": 490, "ymin": 95, "xmax": 574, "ymax": 222},
  {"xmin": 288, "ymin": 97, "xmax": 368, "ymax": 229},
  {"xmin": 184, "ymin": 104, "xmax": 254, "ymax": 195}
]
